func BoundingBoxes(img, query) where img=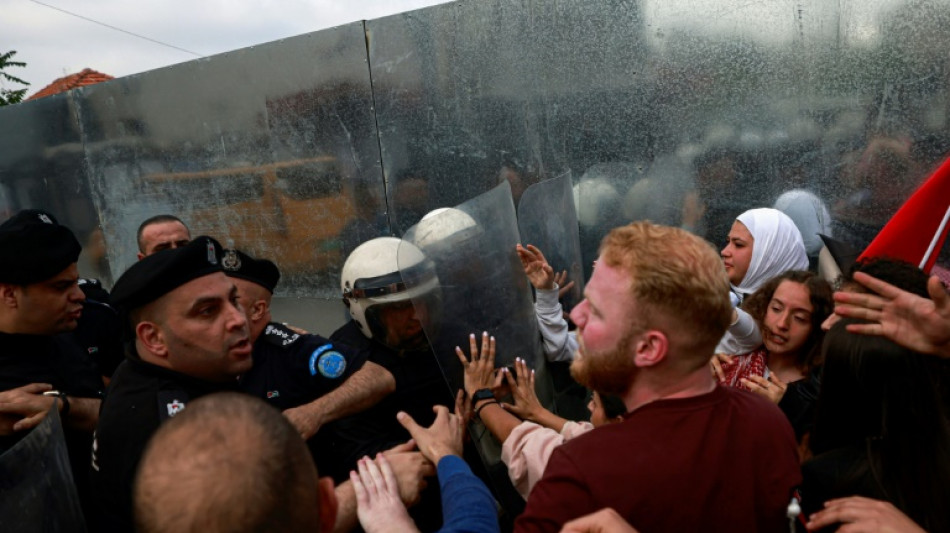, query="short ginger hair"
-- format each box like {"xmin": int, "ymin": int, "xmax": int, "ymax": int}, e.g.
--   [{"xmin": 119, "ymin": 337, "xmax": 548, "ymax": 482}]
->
[{"xmin": 599, "ymin": 222, "xmax": 732, "ymax": 360}]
